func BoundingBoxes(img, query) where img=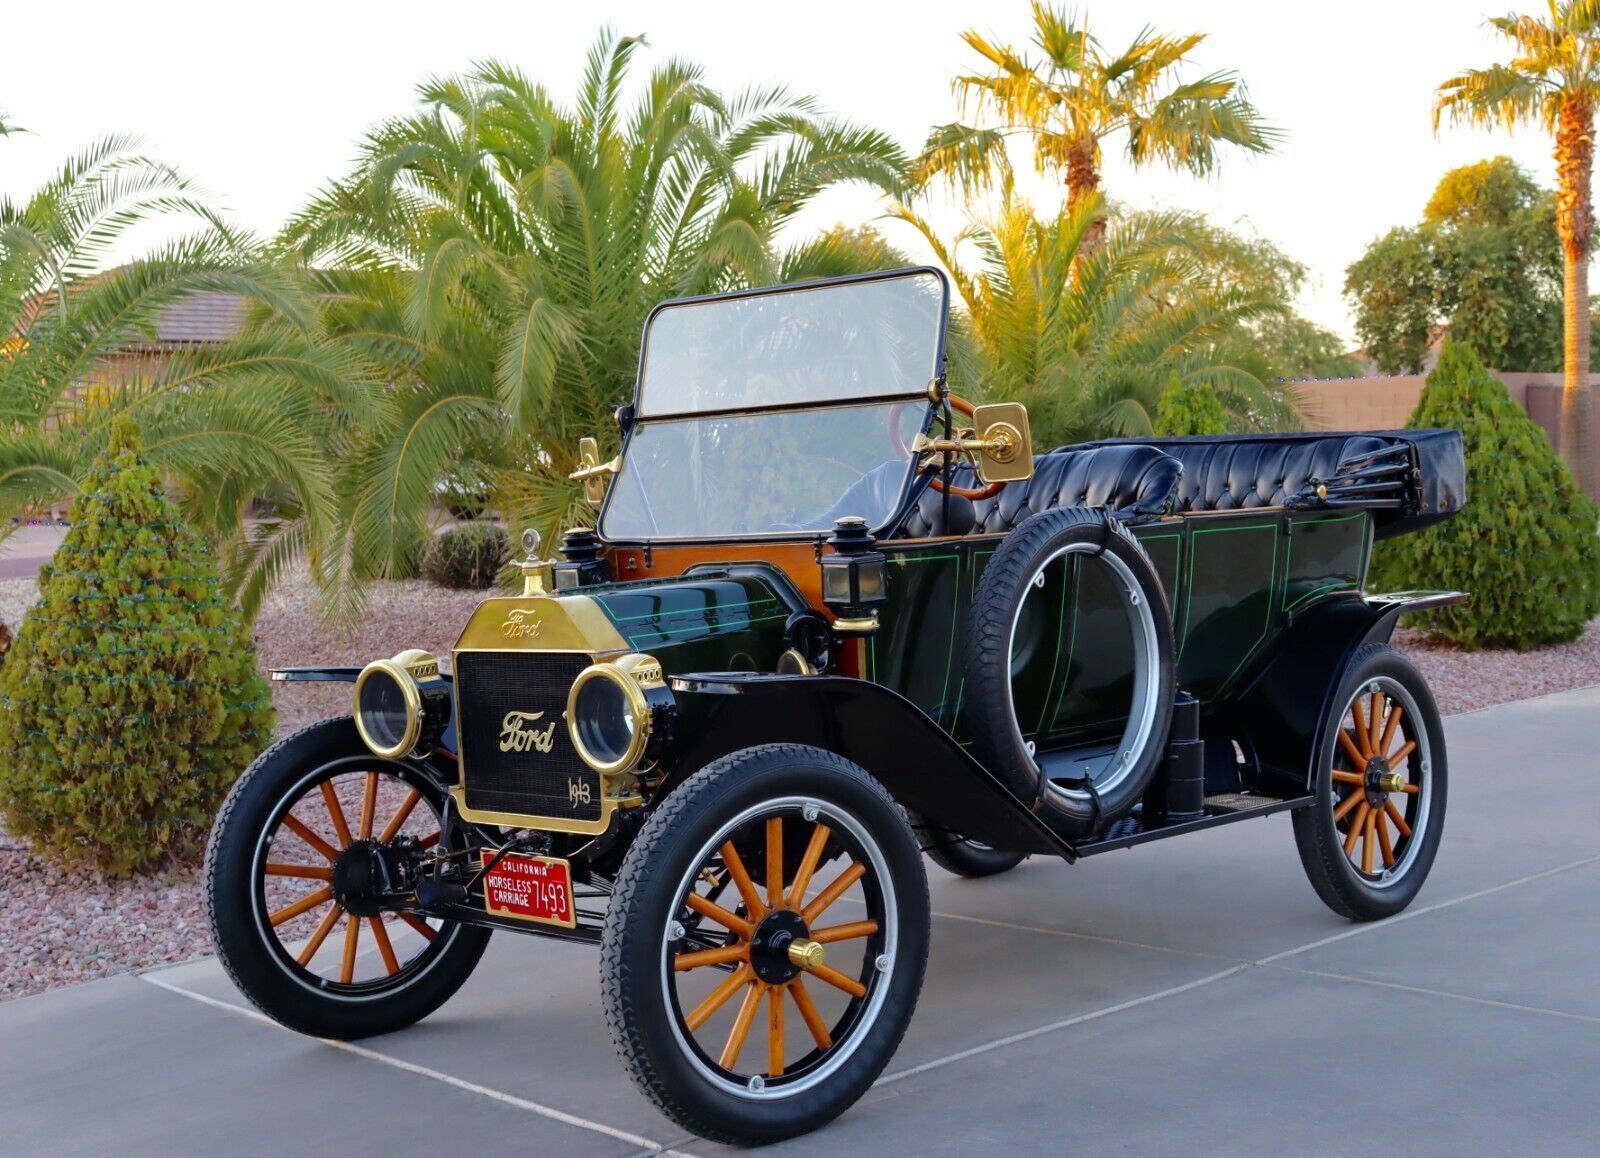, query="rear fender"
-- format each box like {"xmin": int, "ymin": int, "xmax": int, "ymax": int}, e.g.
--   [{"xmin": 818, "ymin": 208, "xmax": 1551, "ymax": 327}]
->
[
  {"xmin": 664, "ymin": 673, "xmax": 1076, "ymax": 859},
  {"xmin": 1229, "ymin": 591, "xmax": 1465, "ymax": 793}
]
